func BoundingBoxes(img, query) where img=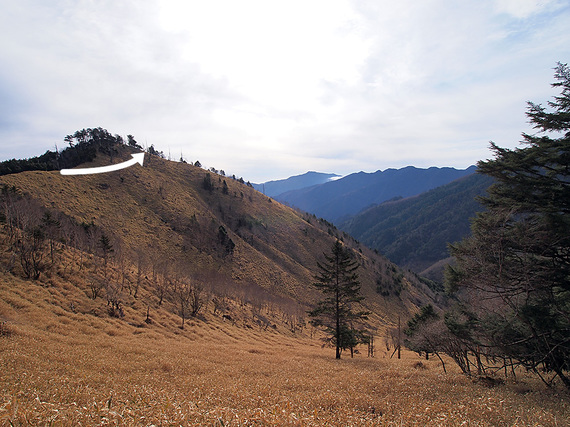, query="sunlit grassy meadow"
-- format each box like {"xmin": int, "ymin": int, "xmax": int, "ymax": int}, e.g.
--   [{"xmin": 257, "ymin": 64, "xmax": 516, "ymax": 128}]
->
[
  {"xmin": 1, "ymin": 274, "xmax": 568, "ymax": 426},
  {"xmin": 0, "ymin": 156, "xmax": 568, "ymax": 426}
]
